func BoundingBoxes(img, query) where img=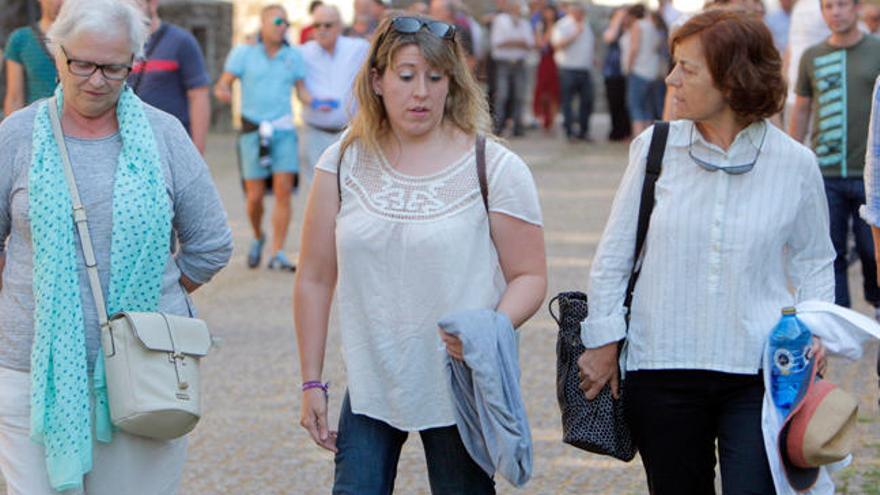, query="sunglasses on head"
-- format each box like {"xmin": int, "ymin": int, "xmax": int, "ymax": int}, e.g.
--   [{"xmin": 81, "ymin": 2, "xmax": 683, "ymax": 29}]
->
[
  {"xmin": 390, "ymin": 16, "xmax": 456, "ymax": 40},
  {"xmin": 273, "ymin": 17, "xmax": 289, "ymax": 27}
]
